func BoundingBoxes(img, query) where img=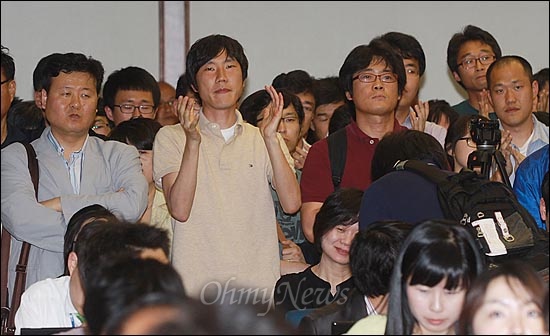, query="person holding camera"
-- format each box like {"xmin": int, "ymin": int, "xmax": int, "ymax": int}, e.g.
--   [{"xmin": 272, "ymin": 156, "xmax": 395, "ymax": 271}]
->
[
  {"xmin": 486, "ymin": 56, "xmax": 549, "ymax": 186},
  {"xmin": 445, "ymin": 115, "xmax": 490, "ymax": 174},
  {"xmin": 444, "ymin": 114, "xmax": 515, "ymax": 185}
]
